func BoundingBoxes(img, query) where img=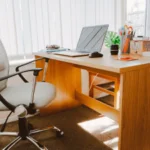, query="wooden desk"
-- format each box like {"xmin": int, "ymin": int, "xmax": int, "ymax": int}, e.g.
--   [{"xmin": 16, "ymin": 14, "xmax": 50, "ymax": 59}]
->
[{"xmin": 35, "ymin": 50, "xmax": 150, "ymax": 150}]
